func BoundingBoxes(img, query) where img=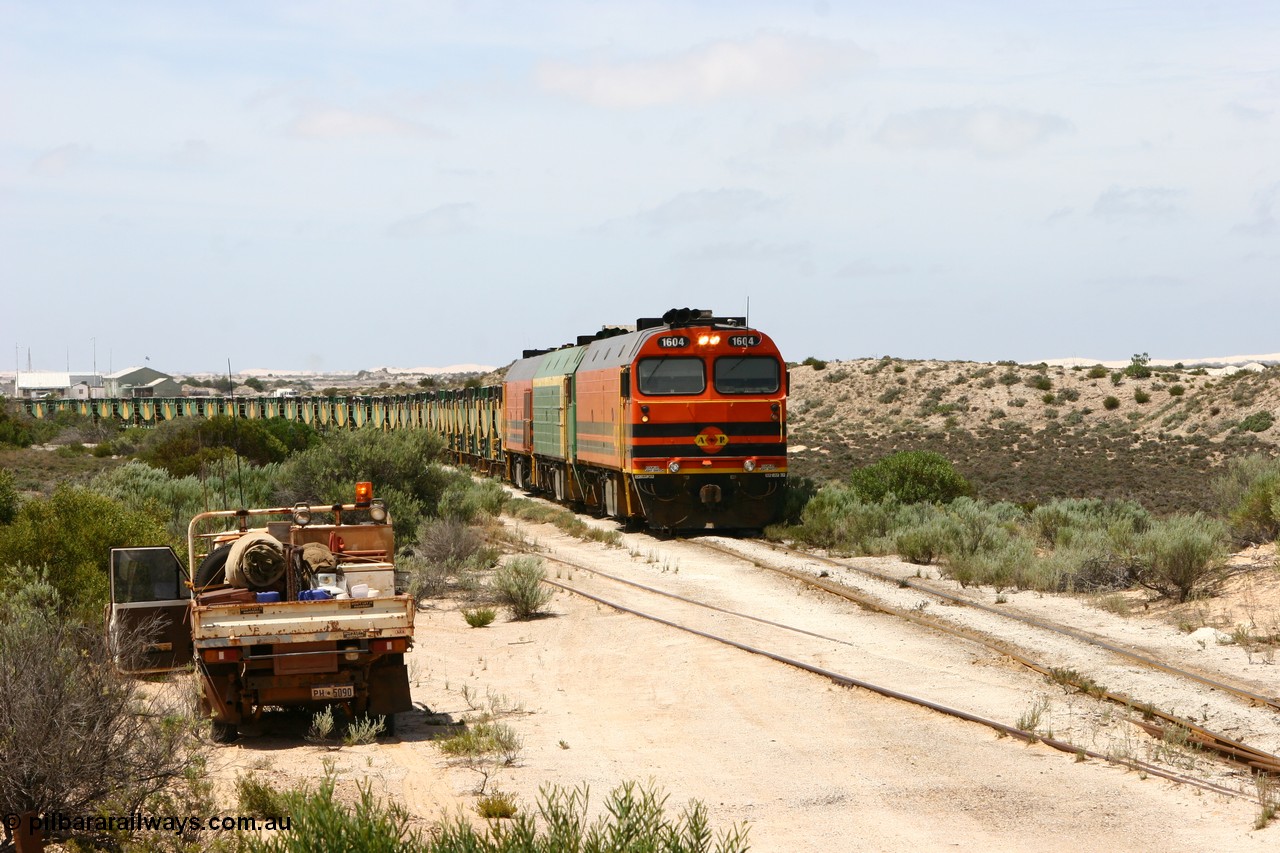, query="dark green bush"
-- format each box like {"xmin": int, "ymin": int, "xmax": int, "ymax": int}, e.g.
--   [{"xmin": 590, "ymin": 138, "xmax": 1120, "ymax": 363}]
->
[
  {"xmin": 1103, "ymin": 396, "xmax": 1120, "ymax": 411},
  {"xmin": 849, "ymin": 451, "xmax": 971, "ymax": 505},
  {"xmin": 1169, "ymin": 384, "xmax": 1186, "ymax": 396},
  {"xmin": 1087, "ymin": 366, "xmax": 1109, "ymax": 379},
  {"xmin": 1133, "ymin": 389, "xmax": 1151, "ymax": 404},
  {"xmin": 1212, "ymin": 454, "xmax": 1280, "ymax": 543},
  {"xmin": 1239, "ymin": 411, "xmax": 1275, "ymax": 433},
  {"xmin": 0, "ymin": 468, "xmax": 17, "ymax": 525},
  {"xmin": 137, "ymin": 416, "xmax": 316, "ymax": 478},
  {"xmin": 277, "ymin": 428, "xmax": 449, "ymax": 543},
  {"xmin": 1125, "ymin": 352, "xmax": 1152, "ymax": 379},
  {"xmin": 802, "ymin": 356, "xmax": 828, "ymax": 370},
  {"xmin": 0, "ymin": 485, "xmax": 169, "ymax": 620},
  {"xmin": 1026, "ymin": 375, "xmax": 1052, "ymax": 391}
]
